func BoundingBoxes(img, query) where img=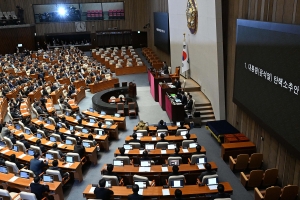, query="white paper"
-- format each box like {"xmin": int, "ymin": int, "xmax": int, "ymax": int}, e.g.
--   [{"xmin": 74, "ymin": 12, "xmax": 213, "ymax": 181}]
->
[
  {"xmin": 125, "ymin": 150, "xmax": 129, "ymax": 154},
  {"xmin": 161, "ymin": 150, "xmax": 167, "ymax": 154},
  {"xmin": 197, "ymin": 164, "xmax": 205, "ymax": 169},
  {"xmin": 182, "ymin": 149, "xmax": 189, "ymax": 153},
  {"xmin": 63, "ymin": 163, "xmax": 73, "ymax": 167},
  {"xmin": 23, "ymin": 112, "xmax": 29, "ymax": 115},
  {"xmin": 18, "ymin": 154, "xmax": 26, "ymax": 158},
  {"xmin": 64, "ymin": 130, "xmax": 71, "ymax": 134},
  {"xmin": 1, "ymin": 149, "xmax": 10, "ymax": 154},
  {"xmin": 100, "ymin": 115, "xmax": 104, "ymax": 117},
  {"xmin": 161, "ymin": 167, "xmax": 168, "ymax": 172},
  {"xmin": 162, "ymin": 189, "xmax": 170, "ymax": 196},
  {"xmin": 95, "ymin": 135, "xmax": 101, "ymax": 139},
  {"xmin": 0, "ymin": 146, "xmax": 3, "ymax": 150},
  {"xmin": 89, "ymin": 187, "xmax": 96, "ymax": 193},
  {"xmin": 8, "ymin": 176, "xmax": 19, "ymax": 182},
  {"xmin": 18, "ymin": 133, "xmax": 23, "ymax": 136},
  {"xmin": 182, "ymin": 136, "xmax": 187, "ymax": 139},
  {"xmin": 75, "ymin": 132, "xmax": 81, "ymax": 136},
  {"xmin": 152, "ymin": 137, "xmax": 157, "ymax": 141},
  {"xmin": 208, "ymin": 185, "xmax": 218, "ymax": 190},
  {"xmin": 58, "ymin": 144, "xmax": 64, "ymax": 147},
  {"xmin": 87, "ymin": 122, "xmax": 94, "ymax": 126},
  {"xmin": 138, "ymin": 189, "xmax": 143, "ymax": 195},
  {"xmin": 139, "ymin": 150, "xmax": 144, "ymax": 154},
  {"xmin": 44, "ymin": 124, "xmax": 50, "ymax": 127},
  {"xmin": 28, "ymin": 136, "xmax": 35, "ymax": 140},
  {"xmin": 45, "ymin": 141, "xmax": 53, "ymax": 145},
  {"xmin": 139, "ymin": 167, "xmax": 151, "ymax": 172}
]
